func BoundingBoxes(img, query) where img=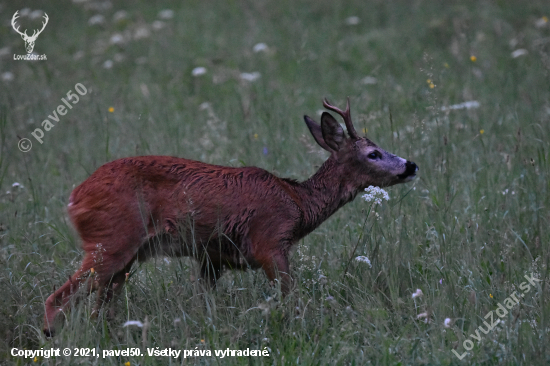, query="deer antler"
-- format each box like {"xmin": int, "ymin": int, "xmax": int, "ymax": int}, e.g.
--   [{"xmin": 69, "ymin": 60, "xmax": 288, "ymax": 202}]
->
[
  {"xmin": 11, "ymin": 11, "xmax": 27, "ymax": 37},
  {"xmin": 11, "ymin": 11, "xmax": 49, "ymax": 40},
  {"xmin": 32, "ymin": 13, "xmax": 49, "ymax": 39},
  {"xmin": 323, "ymin": 97, "xmax": 358, "ymax": 139}
]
